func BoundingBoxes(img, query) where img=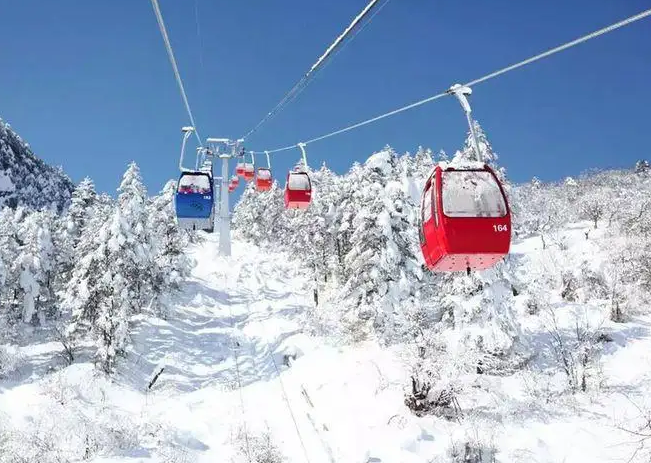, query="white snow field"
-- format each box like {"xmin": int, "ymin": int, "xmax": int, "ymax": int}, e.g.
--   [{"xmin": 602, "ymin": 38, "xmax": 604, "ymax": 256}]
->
[{"xmin": 2, "ymin": 226, "xmax": 651, "ymax": 462}]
